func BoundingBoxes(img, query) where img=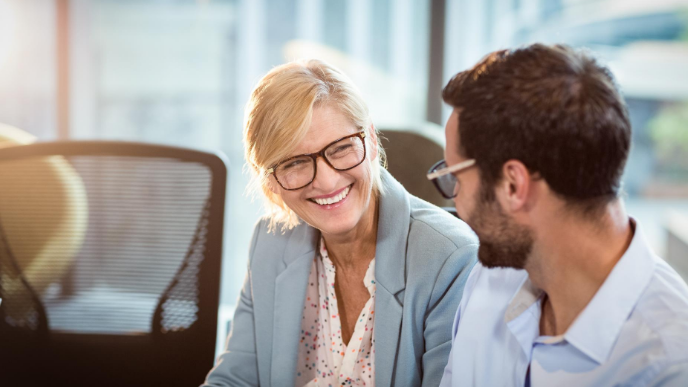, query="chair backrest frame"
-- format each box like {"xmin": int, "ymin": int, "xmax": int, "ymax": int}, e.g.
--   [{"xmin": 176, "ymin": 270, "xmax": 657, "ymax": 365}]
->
[{"xmin": 0, "ymin": 140, "xmax": 228, "ymax": 387}]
